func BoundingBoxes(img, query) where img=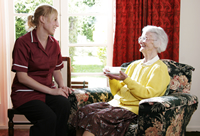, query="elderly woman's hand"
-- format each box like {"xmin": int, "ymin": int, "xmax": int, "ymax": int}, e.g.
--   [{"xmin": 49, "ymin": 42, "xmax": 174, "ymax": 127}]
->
[{"xmin": 105, "ymin": 71, "xmax": 128, "ymax": 81}]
